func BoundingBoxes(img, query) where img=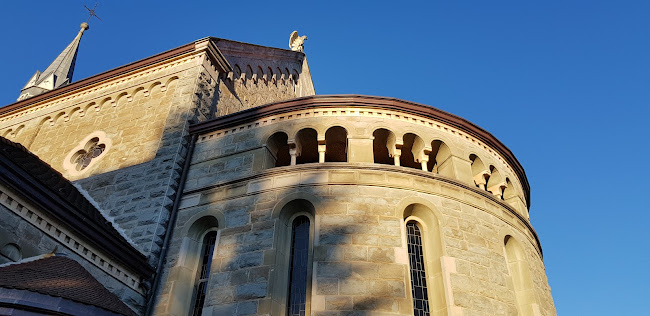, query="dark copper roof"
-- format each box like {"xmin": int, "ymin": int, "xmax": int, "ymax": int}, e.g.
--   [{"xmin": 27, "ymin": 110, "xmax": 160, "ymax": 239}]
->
[
  {"xmin": 0, "ymin": 136, "xmax": 153, "ymax": 277},
  {"xmin": 0, "ymin": 255, "xmax": 136, "ymax": 315}
]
